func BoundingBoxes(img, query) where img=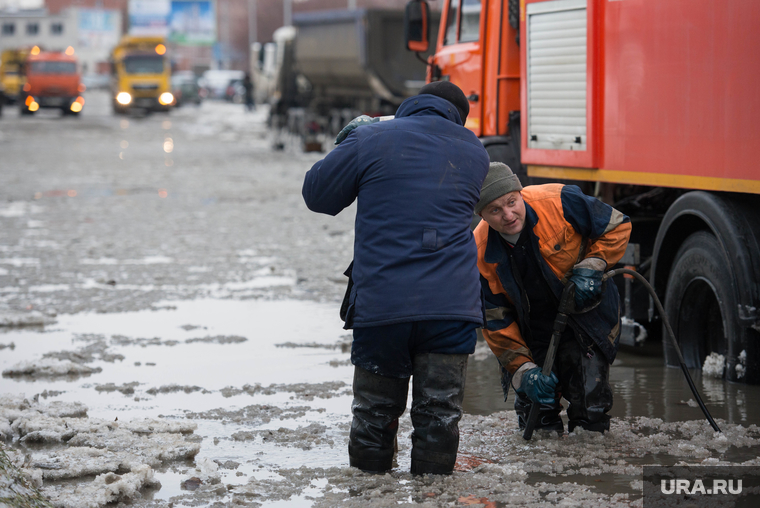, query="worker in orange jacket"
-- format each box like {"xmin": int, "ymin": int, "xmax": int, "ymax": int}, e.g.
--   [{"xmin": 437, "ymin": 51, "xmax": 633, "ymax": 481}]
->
[{"xmin": 475, "ymin": 162, "xmax": 631, "ymax": 433}]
